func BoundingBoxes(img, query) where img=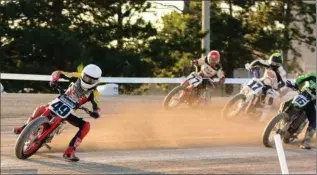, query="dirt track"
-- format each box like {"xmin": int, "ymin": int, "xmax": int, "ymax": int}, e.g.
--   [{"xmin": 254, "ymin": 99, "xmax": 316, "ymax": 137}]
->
[{"xmin": 1, "ymin": 94, "xmax": 316, "ymax": 174}]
